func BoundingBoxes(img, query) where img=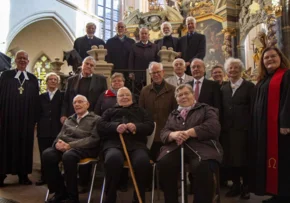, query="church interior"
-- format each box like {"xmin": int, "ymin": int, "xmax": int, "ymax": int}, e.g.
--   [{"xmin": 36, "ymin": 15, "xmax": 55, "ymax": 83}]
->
[{"xmin": 0, "ymin": 0, "xmax": 289, "ymax": 202}]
